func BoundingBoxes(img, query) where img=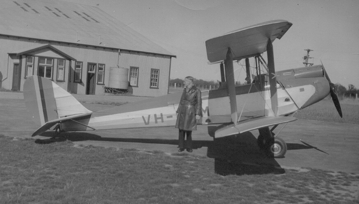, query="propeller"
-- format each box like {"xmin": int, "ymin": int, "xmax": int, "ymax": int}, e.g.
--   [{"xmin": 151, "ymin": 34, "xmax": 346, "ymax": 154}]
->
[{"xmin": 322, "ymin": 62, "xmax": 343, "ymax": 118}]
